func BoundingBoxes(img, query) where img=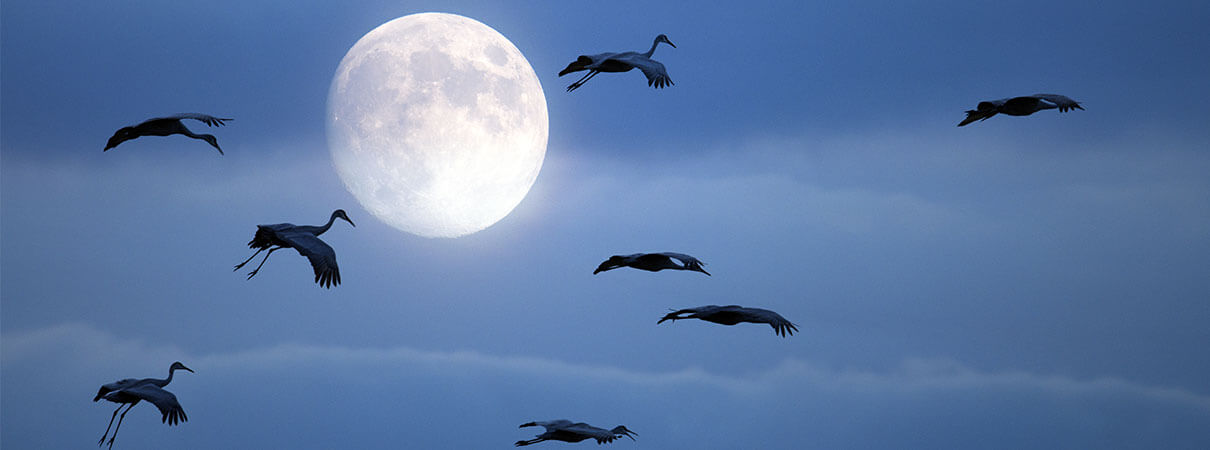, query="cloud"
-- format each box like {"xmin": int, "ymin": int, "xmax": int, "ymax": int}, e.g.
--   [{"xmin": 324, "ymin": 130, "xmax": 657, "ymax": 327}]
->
[{"xmin": 4, "ymin": 323, "xmax": 1208, "ymax": 449}]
